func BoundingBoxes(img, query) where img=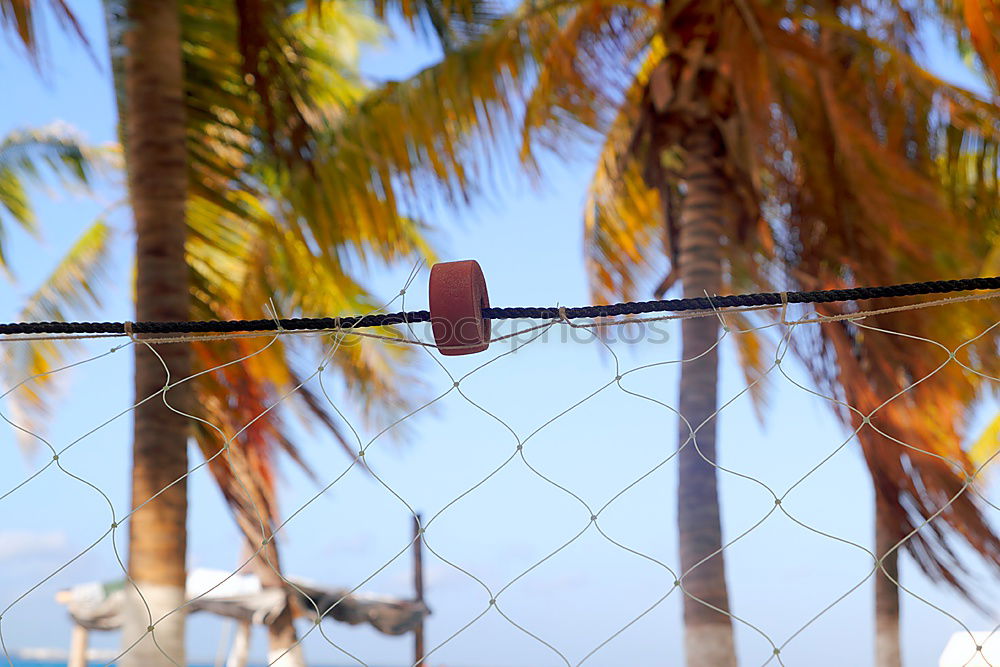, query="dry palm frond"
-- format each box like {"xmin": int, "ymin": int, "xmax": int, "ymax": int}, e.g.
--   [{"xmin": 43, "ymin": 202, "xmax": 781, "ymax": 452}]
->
[{"xmin": 0, "ymin": 0, "xmax": 88, "ymax": 63}]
